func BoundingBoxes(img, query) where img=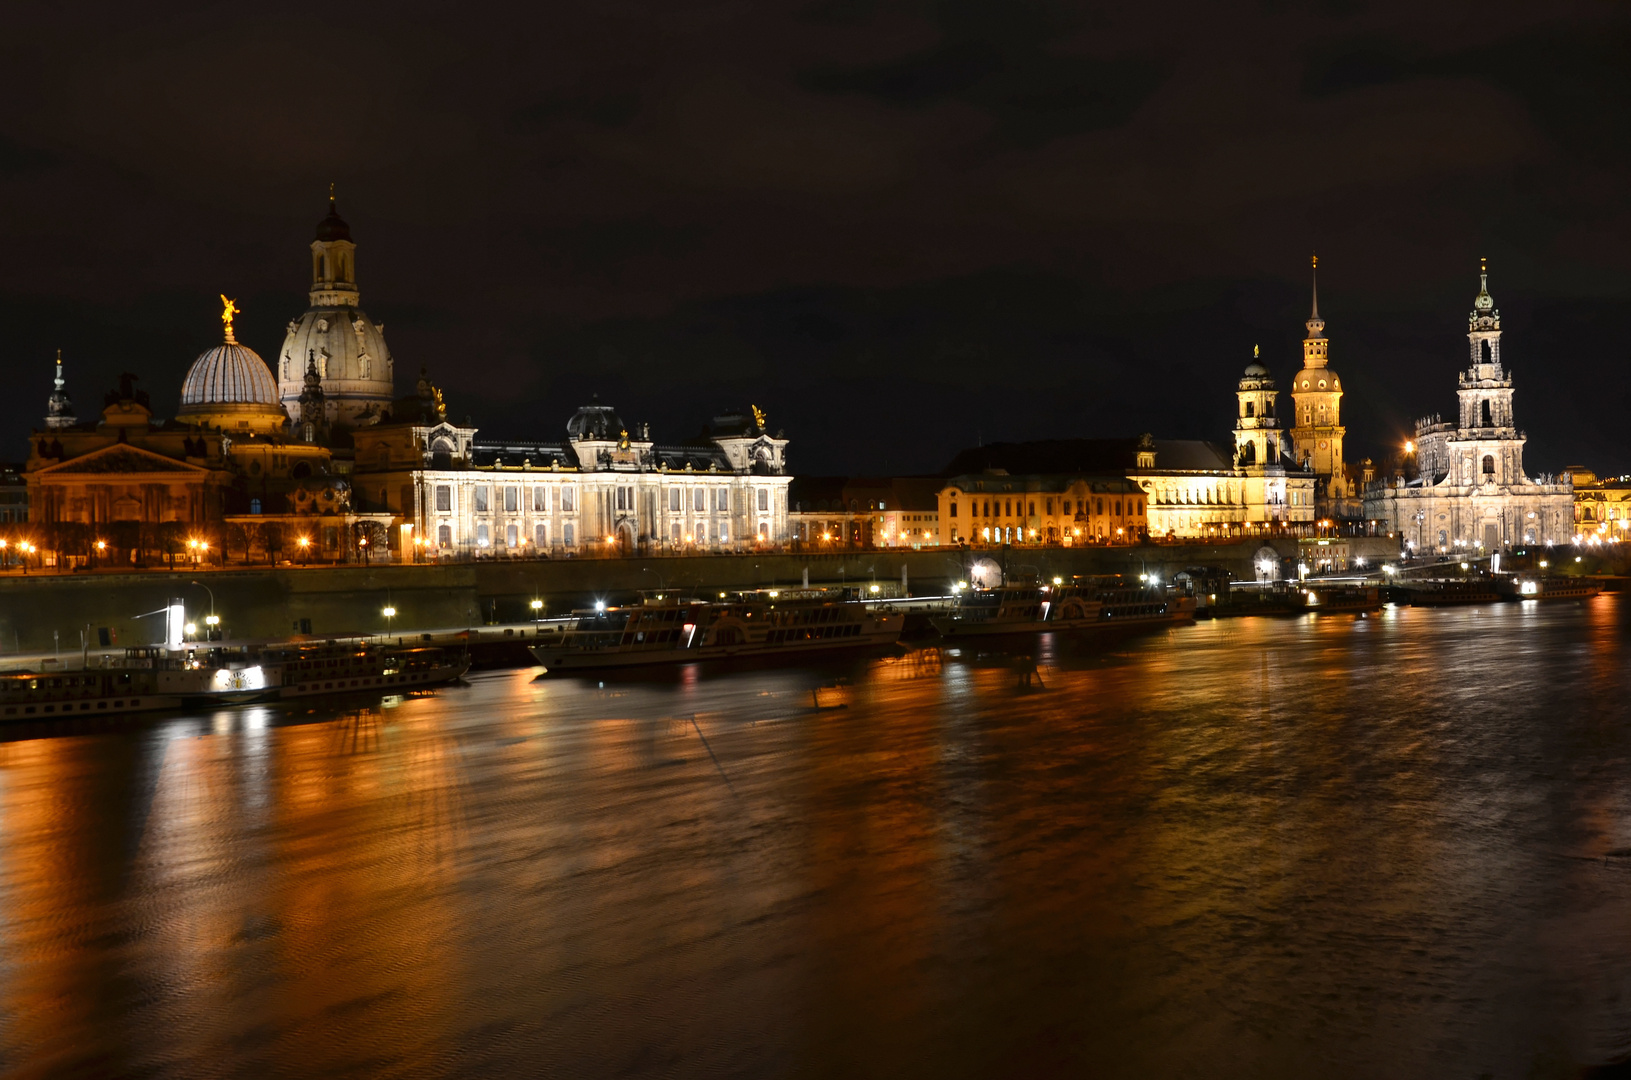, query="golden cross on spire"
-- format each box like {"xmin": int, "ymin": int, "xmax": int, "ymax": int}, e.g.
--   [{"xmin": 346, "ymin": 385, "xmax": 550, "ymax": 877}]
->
[{"xmin": 220, "ymin": 294, "xmax": 241, "ymax": 342}]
